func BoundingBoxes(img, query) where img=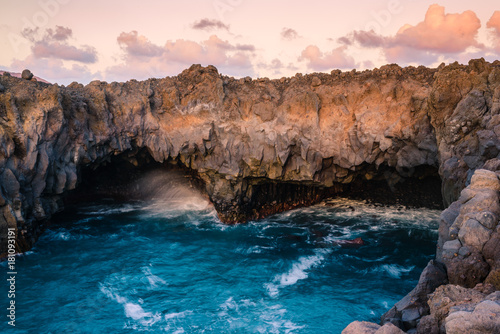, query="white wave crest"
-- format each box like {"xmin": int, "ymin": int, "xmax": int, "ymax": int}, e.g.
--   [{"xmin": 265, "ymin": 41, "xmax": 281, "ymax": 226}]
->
[
  {"xmin": 265, "ymin": 249, "xmax": 331, "ymax": 298},
  {"xmin": 365, "ymin": 264, "xmax": 415, "ymax": 279},
  {"xmin": 99, "ymin": 284, "xmax": 162, "ymax": 327}
]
